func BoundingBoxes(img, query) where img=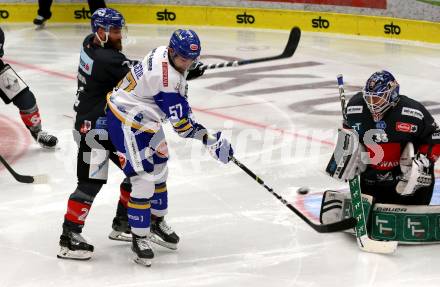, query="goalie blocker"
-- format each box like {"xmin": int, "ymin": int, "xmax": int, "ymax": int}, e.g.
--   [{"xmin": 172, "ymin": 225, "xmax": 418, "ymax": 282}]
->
[
  {"xmin": 326, "ymin": 128, "xmax": 367, "ymax": 181},
  {"xmin": 321, "ymin": 190, "xmax": 440, "ymax": 244}
]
